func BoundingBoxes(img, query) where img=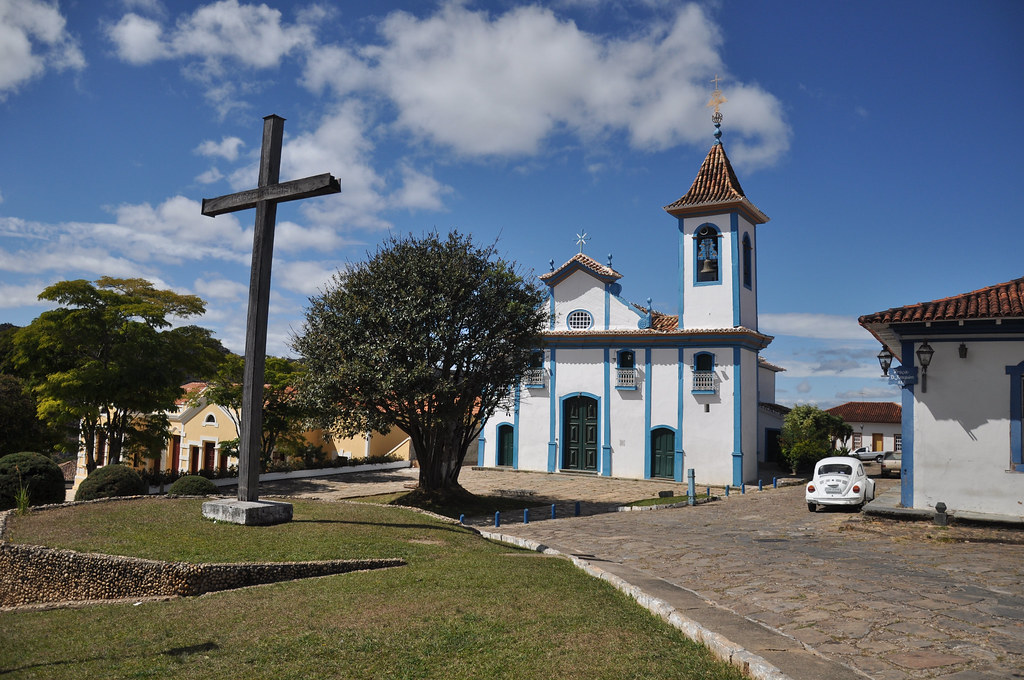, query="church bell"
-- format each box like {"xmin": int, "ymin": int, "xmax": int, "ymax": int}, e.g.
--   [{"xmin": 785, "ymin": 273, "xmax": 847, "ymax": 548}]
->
[{"xmin": 700, "ymin": 257, "xmax": 716, "ymax": 275}]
